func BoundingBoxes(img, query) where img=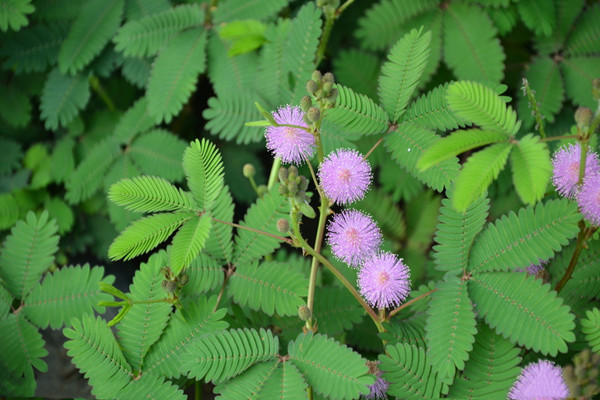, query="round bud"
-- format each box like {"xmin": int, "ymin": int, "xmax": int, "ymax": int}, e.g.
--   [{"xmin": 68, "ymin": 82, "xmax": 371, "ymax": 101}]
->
[
  {"xmin": 300, "ymin": 95, "xmax": 312, "ymax": 112},
  {"xmin": 288, "ymin": 165, "xmax": 298, "ymax": 180},
  {"xmin": 298, "ymin": 305, "xmax": 312, "ymax": 321},
  {"xmin": 307, "ymin": 107, "xmax": 321, "ymax": 123},
  {"xmin": 294, "ymin": 192, "xmax": 306, "ymax": 203},
  {"xmin": 161, "ymin": 280, "xmax": 177, "ymax": 293},
  {"xmin": 306, "ymin": 80, "xmax": 318, "ymax": 95},
  {"xmin": 242, "ymin": 163, "xmax": 255, "ymax": 178},
  {"xmin": 257, "ymin": 185, "xmax": 268, "ymax": 197},
  {"xmin": 326, "ymin": 88, "xmax": 338, "ymax": 104},
  {"xmin": 322, "ymin": 81, "xmax": 333, "ymax": 93},
  {"xmin": 322, "ymin": 72, "xmax": 335, "ymax": 83},
  {"xmin": 575, "ymin": 107, "xmax": 593, "ymax": 128},
  {"xmin": 311, "ymin": 70, "xmax": 322, "ymax": 82},
  {"xmin": 299, "ymin": 175, "xmax": 309, "ymax": 192},
  {"xmin": 276, "ymin": 218, "xmax": 290, "ymax": 233},
  {"xmin": 278, "ymin": 166, "xmax": 289, "ymax": 183},
  {"xmin": 287, "ymin": 180, "xmax": 299, "ymax": 194},
  {"xmin": 178, "ymin": 273, "xmax": 189, "ymax": 286},
  {"xmin": 278, "ymin": 184, "xmax": 289, "ymax": 196}
]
